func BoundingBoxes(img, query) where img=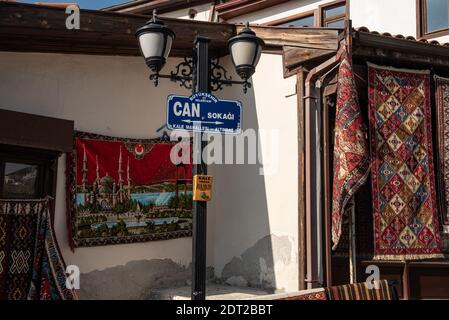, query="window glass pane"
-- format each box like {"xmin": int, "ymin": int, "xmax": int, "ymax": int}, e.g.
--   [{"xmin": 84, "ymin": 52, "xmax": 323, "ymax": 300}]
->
[
  {"xmin": 277, "ymin": 15, "xmax": 314, "ymax": 27},
  {"xmin": 426, "ymin": 0, "xmax": 449, "ymax": 33},
  {"xmin": 3, "ymin": 162, "xmax": 38, "ymax": 198},
  {"xmin": 326, "ymin": 19, "xmax": 345, "ymax": 28},
  {"xmin": 323, "ymin": 4, "xmax": 346, "ymax": 18}
]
